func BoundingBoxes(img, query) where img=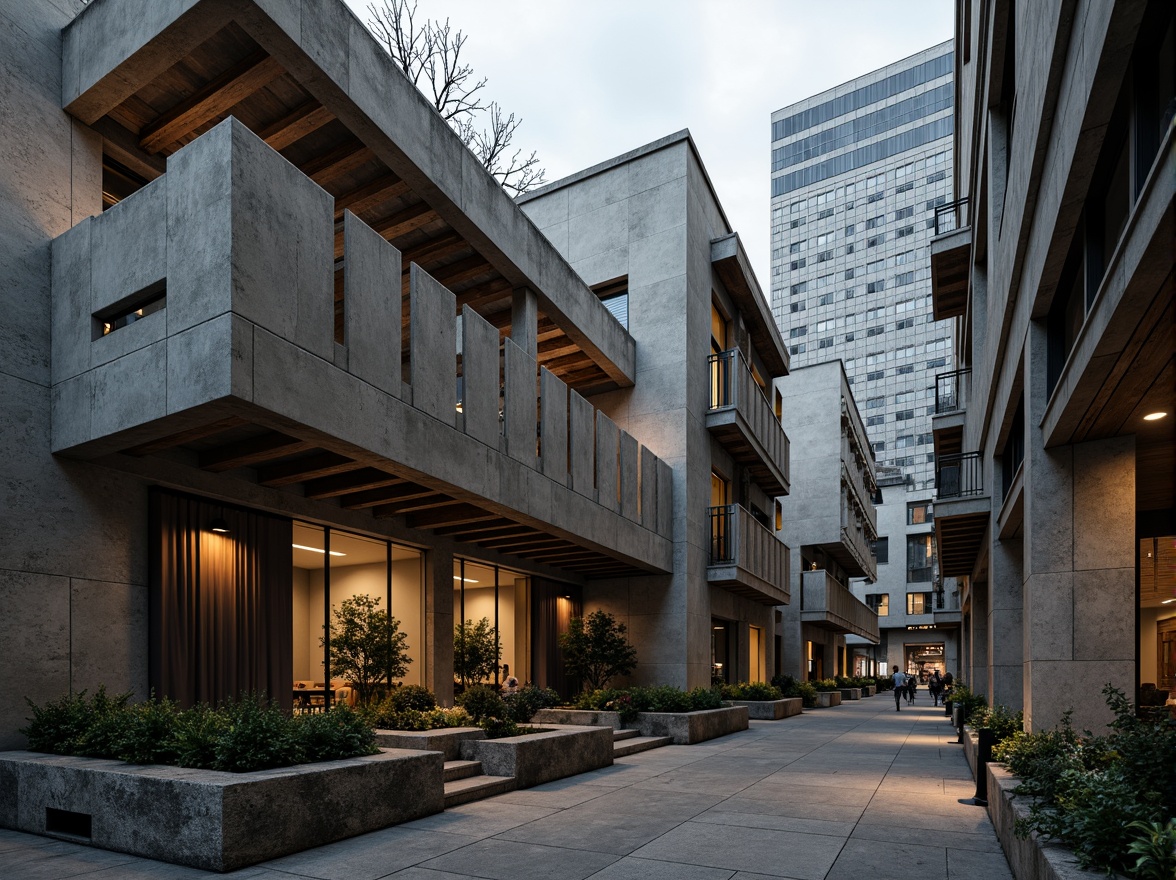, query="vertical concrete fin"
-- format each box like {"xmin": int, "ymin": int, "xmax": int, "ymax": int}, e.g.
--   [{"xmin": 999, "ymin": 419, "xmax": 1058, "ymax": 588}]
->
[
  {"xmin": 343, "ymin": 211, "xmax": 401, "ymax": 398},
  {"xmin": 619, "ymin": 431, "xmax": 639, "ymax": 521},
  {"xmin": 568, "ymin": 390, "xmax": 595, "ymax": 497},
  {"xmin": 503, "ymin": 338, "xmax": 537, "ymax": 468},
  {"xmin": 656, "ymin": 458, "xmax": 674, "ymax": 538},
  {"xmin": 51, "ymin": 219, "xmax": 94, "ymax": 387},
  {"xmin": 460, "ymin": 304, "xmax": 501, "ymax": 447},
  {"xmin": 595, "ymin": 411, "xmax": 620, "ymax": 512},
  {"xmin": 409, "ymin": 262, "xmax": 457, "ymax": 424},
  {"xmin": 639, "ymin": 445, "xmax": 658, "ymax": 529},
  {"xmin": 539, "ymin": 368, "xmax": 569, "ymax": 483}
]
